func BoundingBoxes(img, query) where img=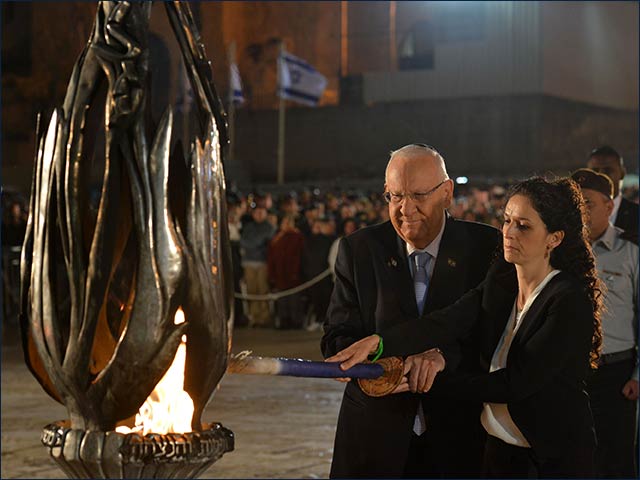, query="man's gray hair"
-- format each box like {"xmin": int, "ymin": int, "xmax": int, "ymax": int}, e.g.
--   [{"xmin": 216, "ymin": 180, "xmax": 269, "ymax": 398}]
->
[{"xmin": 386, "ymin": 143, "xmax": 450, "ymax": 181}]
